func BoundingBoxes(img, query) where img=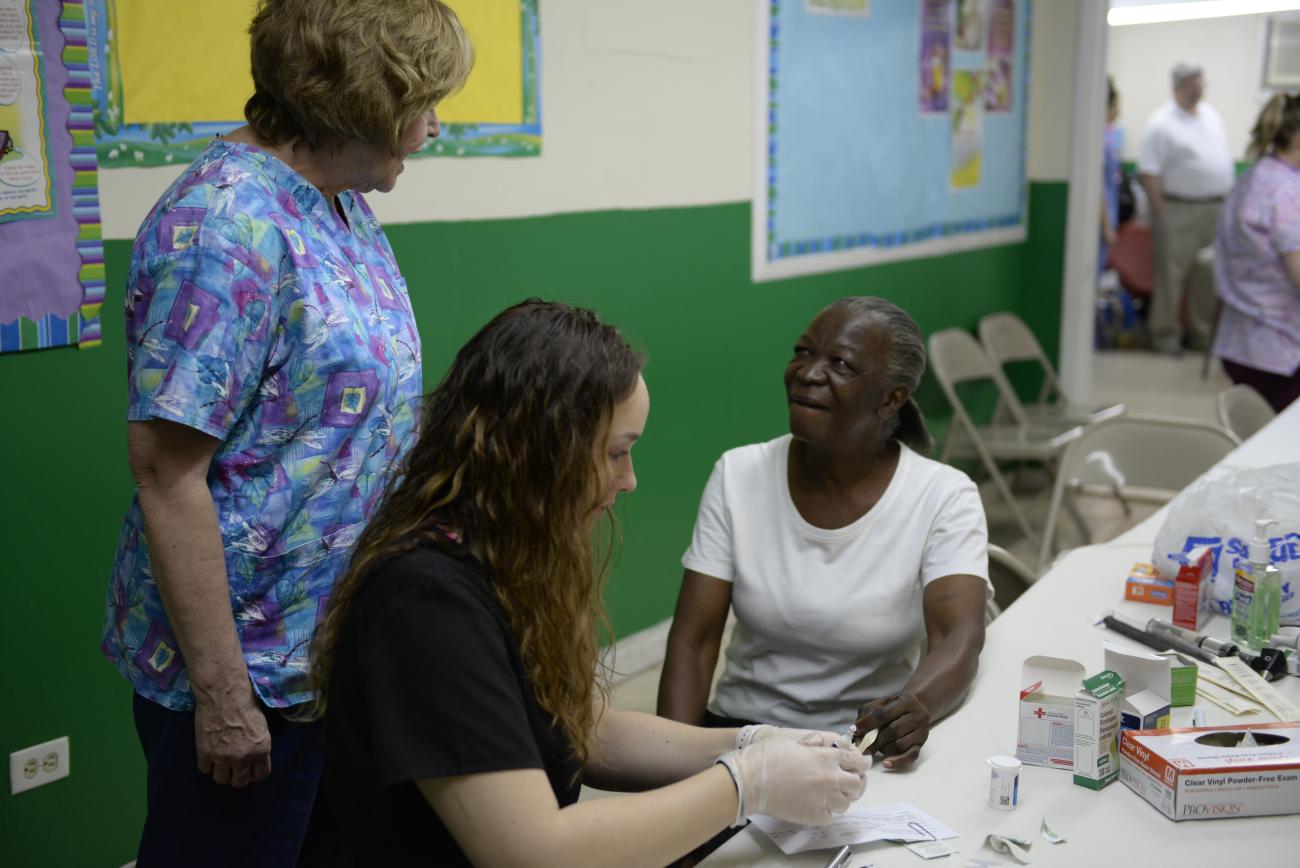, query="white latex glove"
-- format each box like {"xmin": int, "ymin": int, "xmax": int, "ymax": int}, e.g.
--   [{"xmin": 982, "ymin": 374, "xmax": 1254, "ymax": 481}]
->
[
  {"xmin": 717, "ymin": 739, "xmax": 870, "ymax": 827},
  {"xmin": 734, "ymin": 723, "xmax": 850, "ymax": 751}
]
